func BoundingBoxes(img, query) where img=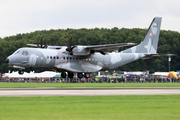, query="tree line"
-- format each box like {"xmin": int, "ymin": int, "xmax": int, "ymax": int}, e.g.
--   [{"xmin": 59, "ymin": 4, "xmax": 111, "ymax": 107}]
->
[{"xmin": 0, "ymin": 27, "xmax": 179, "ymax": 73}]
